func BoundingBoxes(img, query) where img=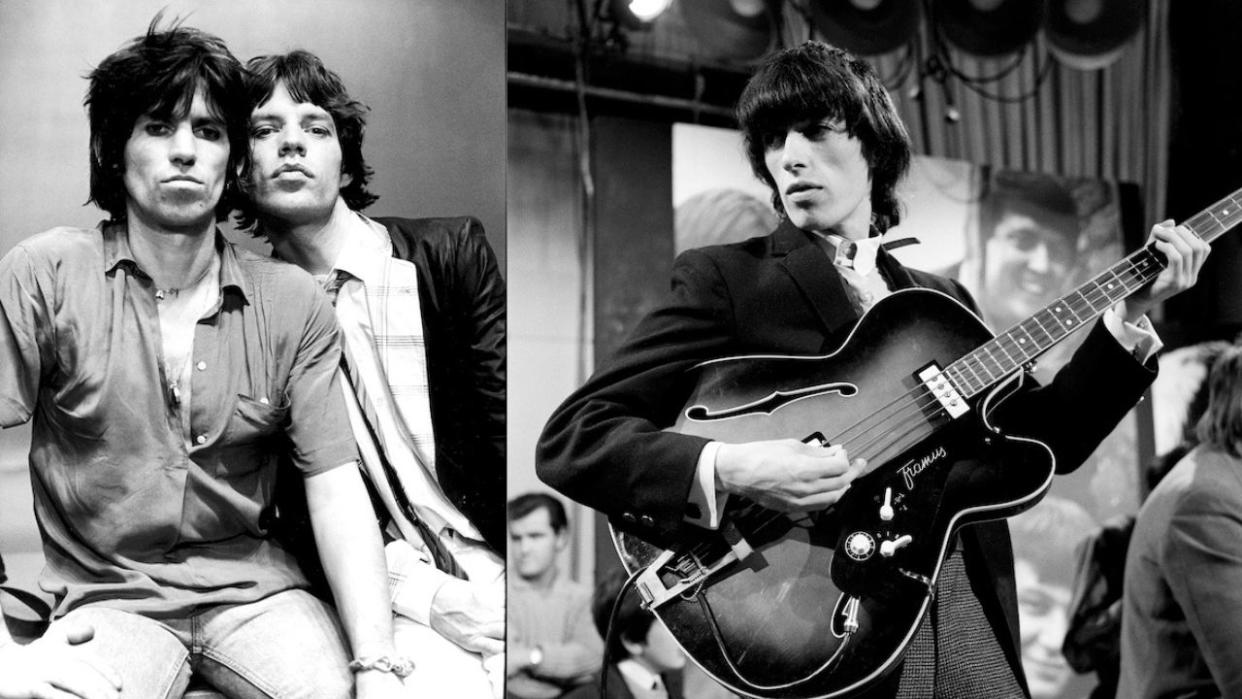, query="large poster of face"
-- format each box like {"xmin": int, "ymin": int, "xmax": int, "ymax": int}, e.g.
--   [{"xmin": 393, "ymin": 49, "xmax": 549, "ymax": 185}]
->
[{"xmin": 673, "ymin": 123, "xmax": 1141, "ymax": 699}]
